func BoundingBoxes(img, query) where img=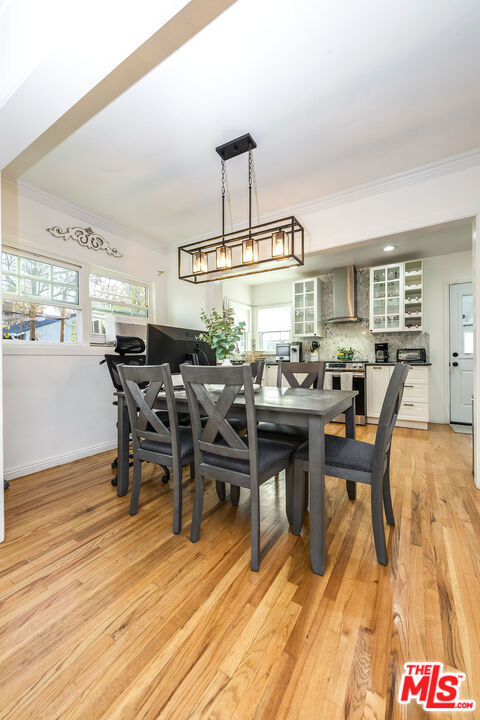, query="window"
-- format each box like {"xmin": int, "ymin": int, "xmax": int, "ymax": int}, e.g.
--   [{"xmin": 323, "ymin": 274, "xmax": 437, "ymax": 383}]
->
[
  {"xmin": 228, "ymin": 299, "xmax": 252, "ymax": 352},
  {"xmin": 256, "ymin": 305, "xmax": 291, "ymax": 351},
  {"xmin": 89, "ymin": 272, "xmax": 149, "ymax": 339},
  {"xmin": 2, "ymin": 249, "xmax": 80, "ymax": 343}
]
